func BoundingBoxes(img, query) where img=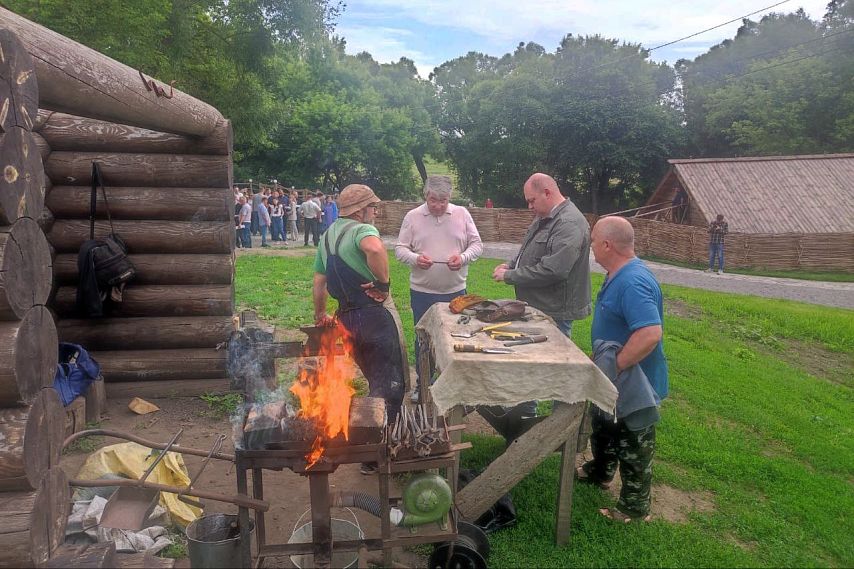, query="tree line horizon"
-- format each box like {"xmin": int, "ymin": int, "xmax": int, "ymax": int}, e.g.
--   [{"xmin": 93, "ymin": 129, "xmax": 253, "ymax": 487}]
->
[{"xmin": 11, "ymin": 0, "xmax": 853, "ymax": 212}]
